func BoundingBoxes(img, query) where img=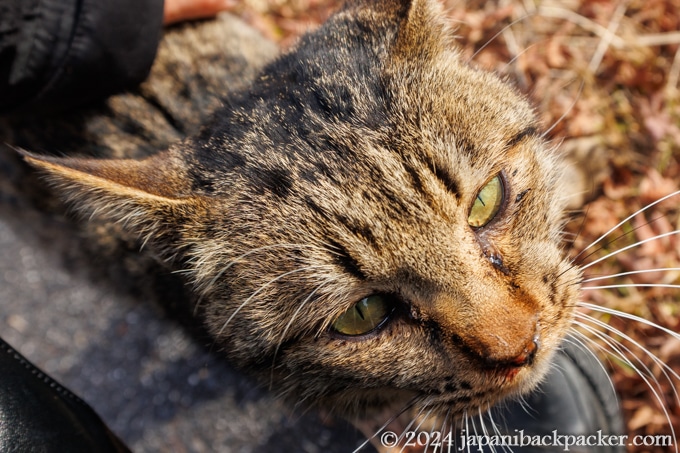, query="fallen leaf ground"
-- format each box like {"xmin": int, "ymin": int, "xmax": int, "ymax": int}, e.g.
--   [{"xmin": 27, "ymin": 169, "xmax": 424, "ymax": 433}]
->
[{"xmin": 226, "ymin": 1, "xmax": 680, "ymax": 451}]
